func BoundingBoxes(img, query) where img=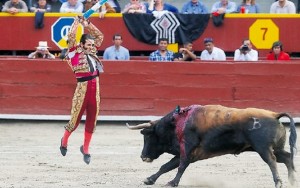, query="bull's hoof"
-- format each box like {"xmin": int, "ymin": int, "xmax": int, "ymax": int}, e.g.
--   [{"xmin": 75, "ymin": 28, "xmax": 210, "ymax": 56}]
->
[
  {"xmin": 167, "ymin": 180, "xmax": 178, "ymax": 187},
  {"xmin": 275, "ymin": 179, "xmax": 283, "ymax": 188},
  {"xmin": 144, "ymin": 177, "xmax": 155, "ymax": 185}
]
